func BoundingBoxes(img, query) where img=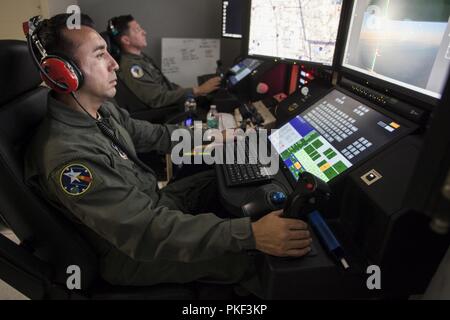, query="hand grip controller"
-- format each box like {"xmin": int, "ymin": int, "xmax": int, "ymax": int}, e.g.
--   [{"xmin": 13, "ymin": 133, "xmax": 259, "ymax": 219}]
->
[{"xmin": 282, "ymin": 172, "xmax": 331, "ymax": 219}]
